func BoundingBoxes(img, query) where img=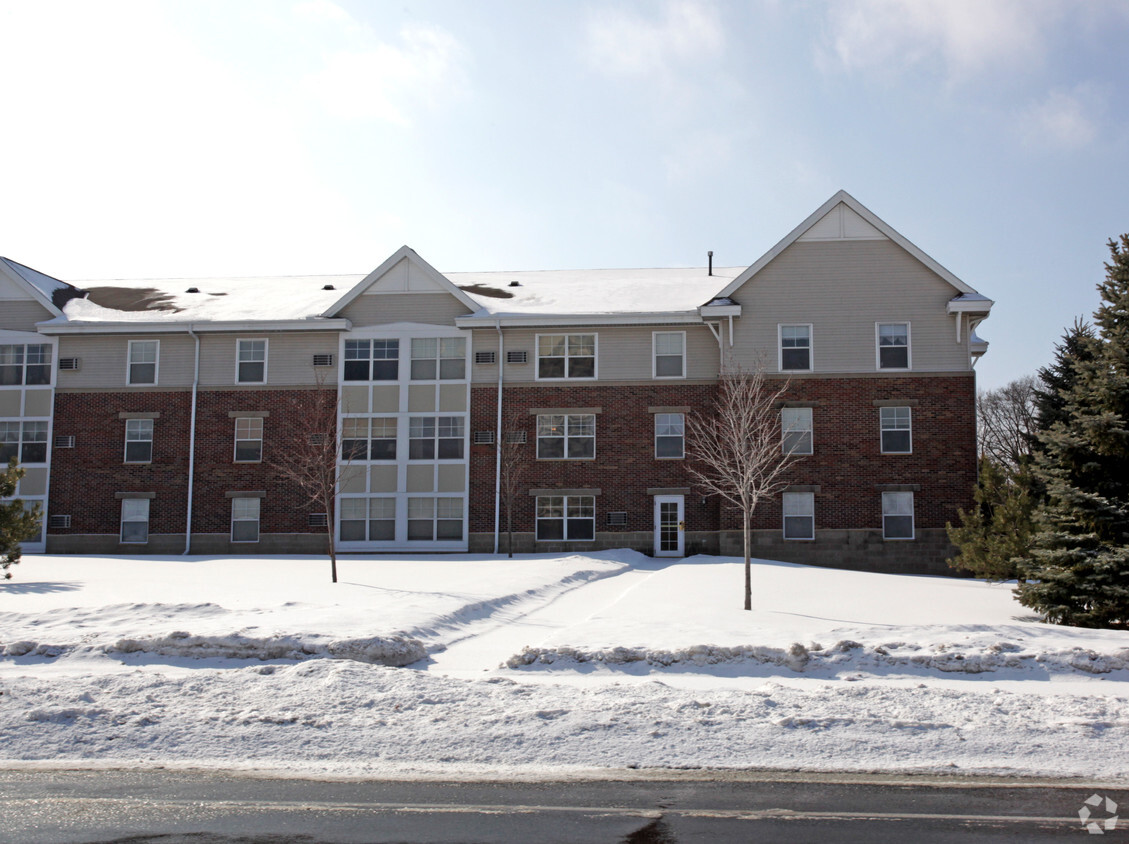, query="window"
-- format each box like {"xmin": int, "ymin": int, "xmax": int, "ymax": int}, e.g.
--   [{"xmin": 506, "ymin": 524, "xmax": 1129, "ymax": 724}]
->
[
  {"xmin": 536, "ymin": 414, "xmax": 595, "ymax": 459},
  {"xmin": 124, "ymin": 419, "xmax": 153, "ymax": 463},
  {"xmin": 0, "ymin": 344, "xmax": 52, "ymax": 385},
  {"xmin": 653, "ymin": 332, "xmax": 685, "ymax": 378},
  {"xmin": 340, "ymin": 497, "xmax": 396, "ymax": 541},
  {"xmin": 780, "ymin": 325, "xmax": 811, "ymax": 371},
  {"xmin": 343, "ymin": 339, "xmax": 398, "ymax": 381},
  {"xmin": 882, "ymin": 491, "xmax": 914, "ymax": 539},
  {"xmin": 408, "ymin": 497, "xmax": 463, "ymax": 541},
  {"xmin": 536, "ymin": 495, "xmax": 595, "ymax": 541},
  {"xmin": 781, "ymin": 407, "xmax": 813, "ymax": 455},
  {"xmin": 234, "ymin": 418, "xmax": 263, "ymax": 462},
  {"xmin": 128, "ymin": 340, "xmax": 158, "ymax": 385},
  {"xmin": 655, "ymin": 413, "xmax": 684, "ymax": 459},
  {"xmin": 120, "ymin": 499, "xmax": 149, "ymax": 543},
  {"xmin": 411, "ymin": 337, "xmax": 466, "ymax": 380},
  {"xmin": 342, "ymin": 417, "xmax": 397, "ymax": 461},
  {"xmin": 537, "ymin": 334, "xmax": 595, "ymax": 379},
  {"xmin": 877, "ymin": 323, "xmax": 910, "ymax": 370},
  {"xmin": 783, "ymin": 492, "xmax": 815, "ymax": 540},
  {"xmin": 409, "ymin": 416, "xmax": 464, "ymax": 459},
  {"xmin": 236, "ymin": 339, "xmax": 267, "ymax": 383},
  {"xmin": 0, "ymin": 421, "xmax": 47, "ymax": 464},
  {"xmin": 880, "ymin": 407, "xmax": 912, "ymax": 454},
  {"xmin": 231, "ymin": 497, "xmax": 260, "ymax": 542}
]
